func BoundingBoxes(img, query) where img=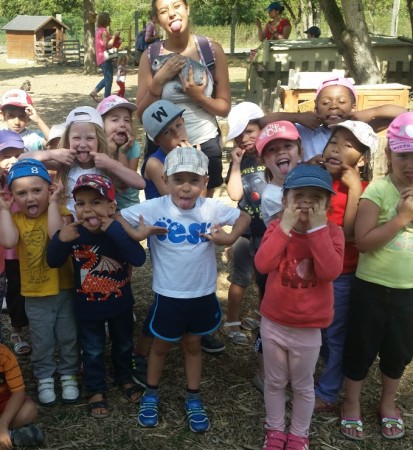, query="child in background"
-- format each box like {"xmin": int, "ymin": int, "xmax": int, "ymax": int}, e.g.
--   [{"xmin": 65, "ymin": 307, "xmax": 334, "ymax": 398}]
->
[
  {"xmin": 120, "ymin": 147, "xmax": 251, "ymax": 432},
  {"xmin": 56, "ymin": 106, "xmax": 145, "ymax": 215},
  {"xmin": 257, "ymin": 121, "xmax": 303, "ymax": 226},
  {"xmin": 47, "ymin": 174, "xmax": 146, "ymax": 418},
  {"xmin": 0, "ymin": 343, "xmax": 45, "ymax": 448},
  {"xmin": 97, "ymin": 96, "xmax": 143, "ymax": 208},
  {"xmin": 314, "ymin": 120, "xmax": 377, "ymax": 413},
  {"xmin": 45, "ymin": 123, "xmax": 65, "ymax": 150},
  {"xmin": 0, "ymin": 89, "xmax": 50, "ymax": 151},
  {"xmin": 255, "ymin": 165, "xmax": 344, "ymax": 450},
  {"xmin": 224, "ymin": 102, "xmax": 267, "ymax": 346},
  {"xmin": 0, "ymin": 130, "xmax": 29, "ymax": 356},
  {"xmin": 0, "ymin": 159, "xmax": 79, "ymax": 407},
  {"xmin": 262, "ymin": 76, "xmax": 406, "ymax": 161},
  {"xmin": 141, "ymin": 100, "xmax": 193, "ymax": 199},
  {"xmin": 116, "ymin": 55, "xmax": 127, "ymax": 98},
  {"xmin": 340, "ymin": 112, "xmax": 413, "ymax": 441}
]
